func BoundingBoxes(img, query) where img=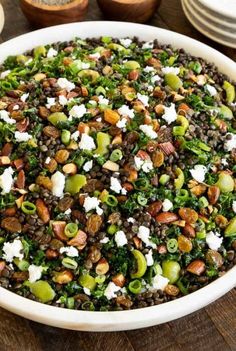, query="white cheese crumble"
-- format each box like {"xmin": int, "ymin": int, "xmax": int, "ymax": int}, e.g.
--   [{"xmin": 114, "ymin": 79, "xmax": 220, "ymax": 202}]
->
[
  {"xmin": 69, "ymin": 104, "xmax": 87, "ymax": 120},
  {"xmin": 81, "ymin": 62, "xmax": 90, "ymax": 69},
  {"xmin": 0, "ymin": 70, "xmax": 11, "ymax": 79},
  {"xmin": 151, "ymin": 274, "xmax": 169, "ymax": 291},
  {"xmin": 162, "ymin": 199, "xmax": 173, "ymax": 212},
  {"xmin": 110, "ymin": 177, "xmax": 127, "ymax": 195},
  {"xmin": 206, "ymin": 231, "xmax": 223, "ymax": 251},
  {"xmin": 83, "ymin": 160, "xmax": 93, "ymax": 172},
  {"xmin": 79, "ymin": 133, "xmax": 96, "ymax": 151},
  {"xmin": 47, "ymin": 47, "xmax": 58, "ymax": 58},
  {"xmin": 118, "ymin": 105, "xmax": 135, "ymax": 119},
  {"xmin": 127, "ymin": 217, "xmax": 135, "ymax": 223},
  {"xmin": 84, "ymin": 287, "xmax": 91, "ymax": 296},
  {"xmin": 51, "ymin": 171, "xmax": 65, "ymax": 197},
  {"xmin": 151, "ymin": 75, "xmax": 161, "ymax": 84},
  {"xmin": 0, "ymin": 167, "xmax": 14, "ymax": 194},
  {"xmin": 98, "ymin": 95, "xmax": 109, "ymax": 105},
  {"xmin": 137, "ymin": 225, "xmax": 156, "ymax": 249},
  {"xmin": 162, "ymin": 66, "xmax": 180, "ymax": 75},
  {"xmin": 137, "ymin": 93, "xmax": 149, "ymax": 107},
  {"xmin": 71, "ymin": 131, "xmax": 80, "ymax": 141},
  {"xmin": 100, "ymin": 237, "xmax": 110, "ymax": 244},
  {"xmin": 13, "ymin": 105, "xmax": 19, "ymax": 111},
  {"xmin": 139, "ymin": 124, "xmax": 157, "ymax": 139},
  {"xmin": 116, "ymin": 117, "xmax": 127, "ymax": 130},
  {"xmin": 206, "ymin": 84, "xmax": 217, "ymax": 96},
  {"xmin": 14, "ymin": 131, "xmax": 32, "ymax": 142},
  {"xmin": 143, "ymin": 66, "xmax": 155, "ymax": 73},
  {"xmin": 2, "ymin": 239, "xmax": 24, "ymax": 262},
  {"xmin": 60, "ymin": 246, "xmax": 79, "ymax": 257},
  {"xmin": 142, "ymin": 41, "xmax": 154, "ymax": 49},
  {"xmin": 64, "ymin": 208, "xmax": 71, "ymax": 215},
  {"xmin": 89, "ymin": 52, "xmax": 101, "ymax": 59},
  {"xmin": 46, "ymin": 97, "xmax": 56, "ymax": 109},
  {"xmin": 225, "ymin": 133, "xmax": 236, "ymax": 151},
  {"xmin": 57, "ymin": 77, "xmax": 75, "ymax": 92},
  {"xmin": 28, "ymin": 265, "xmax": 43, "ymax": 283},
  {"xmin": 20, "ymin": 93, "xmax": 29, "ymax": 102},
  {"xmin": 104, "ymin": 282, "xmax": 121, "ymax": 300},
  {"xmin": 162, "ymin": 103, "xmax": 177, "ymax": 124},
  {"xmin": 115, "ymin": 230, "xmax": 128, "ymax": 247},
  {"xmin": 0, "ymin": 110, "xmax": 16, "ymax": 124},
  {"xmin": 83, "ymin": 196, "xmax": 103, "ymax": 215},
  {"xmin": 134, "ymin": 156, "xmax": 153, "ymax": 173},
  {"xmin": 119, "ymin": 38, "xmax": 132, "ymax": 48},
  {"xmin": 45, "ymin": 157, "xmax": 51, "ymax": 164},
  {"xmin": 58, "ymin": 94, "xmax": 68, "ymax": 106},
  {"xmin": 145, "ymin": 250, "xmax": 154, "ymax": 266},
  {"xmin": 221, "ymin": 158, "xmax": 228, "ymax": 166},
  {"xmin": 190, "ymin": 164, "xmax": 207, "ymax": 183},
  {"xmin": 233, "ymin": 200, "xmax": 236, "ymax": 213}
]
